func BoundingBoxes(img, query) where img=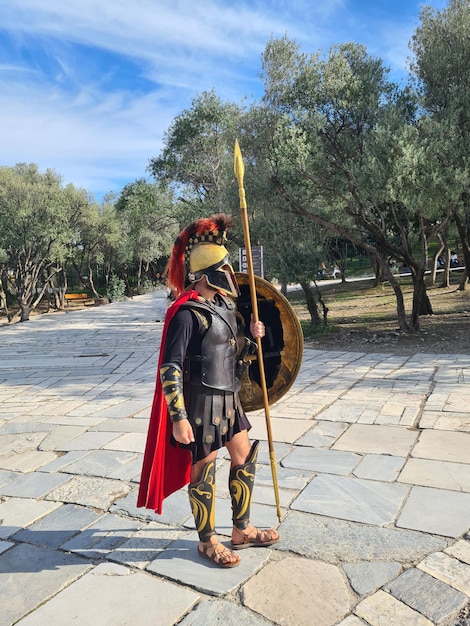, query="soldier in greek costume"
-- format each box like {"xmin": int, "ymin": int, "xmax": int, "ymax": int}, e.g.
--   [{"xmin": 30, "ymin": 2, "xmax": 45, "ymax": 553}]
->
[{"xmin": 138, "ymin": 214, "xmax": 279, "ymax": 568}]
